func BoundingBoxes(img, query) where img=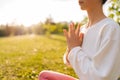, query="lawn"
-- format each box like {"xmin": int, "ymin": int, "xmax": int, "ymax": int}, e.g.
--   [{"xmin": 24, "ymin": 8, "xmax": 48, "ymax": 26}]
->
[{"xmin": 0, "ymin": 35, "xmax": 77, "ymax": 80}]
